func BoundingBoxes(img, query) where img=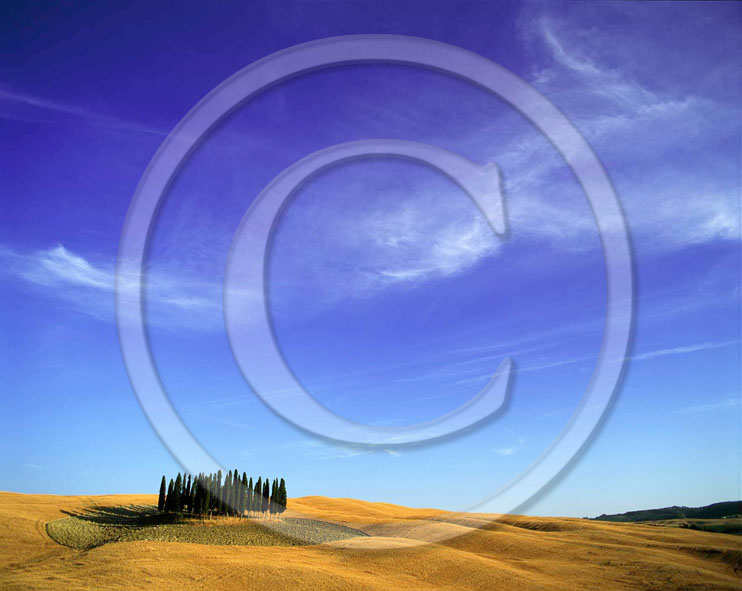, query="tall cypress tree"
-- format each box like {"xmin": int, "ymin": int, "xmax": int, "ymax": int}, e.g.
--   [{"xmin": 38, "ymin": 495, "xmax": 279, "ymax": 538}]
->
[
  {"xmin": 216, "ymin": 470, "xmax": 224, "ymax": 515},
  {"xmin": 184, "ymin": 474, "xmax": 192, "ymax": 512},
  {"xmin": 165, "ymin": 479, "xmax": 175, "ymax": 513},
  {"xmin": 205, "ymin": 475, "xmax": 212, "ymax": 517},
  {"xmin": 276, "ymin": 478, "xmax": 281, "ymax": 512},
  {"xmin": 193, "ymin": 476, "xmax": 201, "ymax": 515},
  {"xmin": 203, "ymin": 474, "xmax": 208, "ymax": 514},
  {"xmin": 240, "ymin": 473, "xmax": 248, "ymax": 517},
  {"xmin": 174, "ymin": 473, "xmax": 183, "ymax": 513},
  {"xmin": 254, "ymin": 478, "xmax": 262, "ymax": 516},
  {"xmin": 231, "ymin": 470, "xmax": 238, "ymax": 515},
  {"xmin": 158, "ymin": 476, "xmax": 167, "ymax": 512},
  {"xmin": 269, "ymin": 479, "xmax": 277, "ymax": 516},
  {"xmin": 278, "ymin": 478, "xmax": 287, "ymax": 516},
  {"xmin": 224, "ymin": 470, "xmax": 232, "ymax": 516},
  {"xmin": 233, "ymin": 470, "xmax": 240, "ymax": 516},
  {"xmin": 248, "ymin": 477, "xmax": 254, "ymax": 517},
  {"xmin": 262, "ymin": 479, "xmax": 270, "ymax": 515},
  {"xmin": 229, "ymin": 470, "xmax": 236, "ymax": 515},
  {"xmin": 198, "ymin": 474, "xmax": 206, "ymax": 515}
]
